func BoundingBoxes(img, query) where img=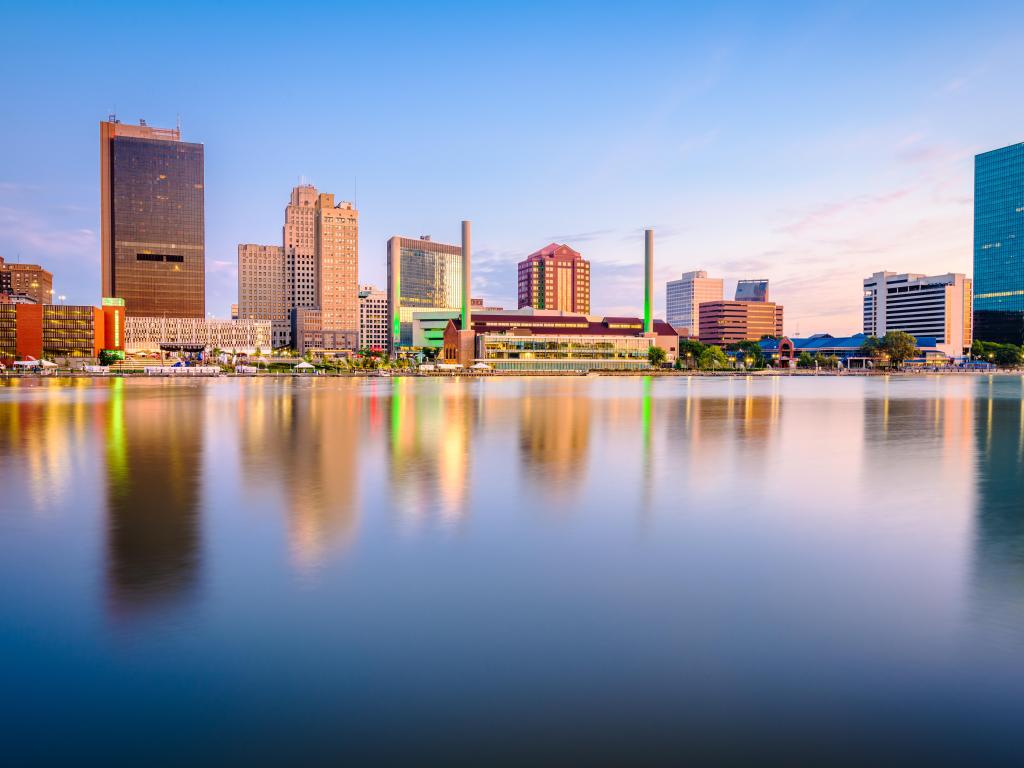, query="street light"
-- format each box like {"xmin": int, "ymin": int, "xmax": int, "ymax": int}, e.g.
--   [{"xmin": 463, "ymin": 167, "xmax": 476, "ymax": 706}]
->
[{"xmin": 58, "ymin": 294, "xmax": 66, "ymax": 304}]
